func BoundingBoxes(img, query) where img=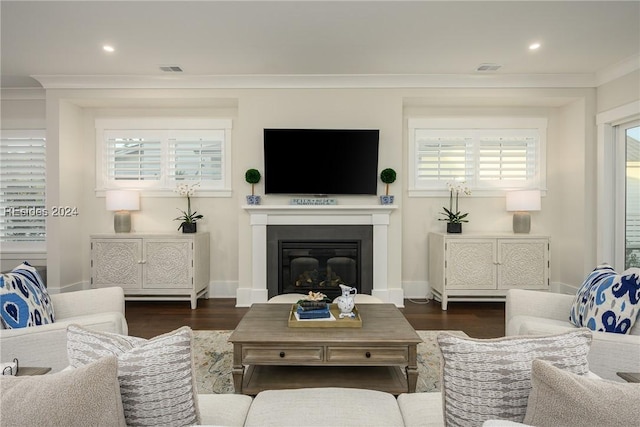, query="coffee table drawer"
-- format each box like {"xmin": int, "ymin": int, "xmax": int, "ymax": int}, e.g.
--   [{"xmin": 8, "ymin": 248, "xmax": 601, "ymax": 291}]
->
[
  {"xmin": 242, "ymin": 346, "xmax": 324, "ymax": 364},
  {"xmin": 326, "ymin": 346, "xmax": 408, "ymax": 364}
]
